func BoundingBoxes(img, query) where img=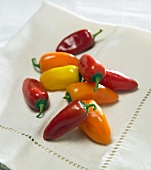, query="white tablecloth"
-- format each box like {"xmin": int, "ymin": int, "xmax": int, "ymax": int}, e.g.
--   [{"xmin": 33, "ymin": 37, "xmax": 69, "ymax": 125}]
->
[{"xmin": 0, "ymin": 1, "xmax": 151, "ymax": 170}]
